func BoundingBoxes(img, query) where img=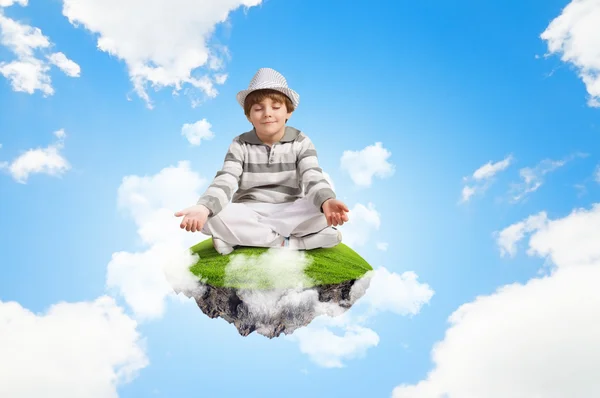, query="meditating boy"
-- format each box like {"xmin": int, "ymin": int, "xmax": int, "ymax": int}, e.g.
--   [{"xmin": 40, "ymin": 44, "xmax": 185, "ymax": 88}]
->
[{"xmin": 174, "ymin": 68, "xmax": 349, "ymax": 255}]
